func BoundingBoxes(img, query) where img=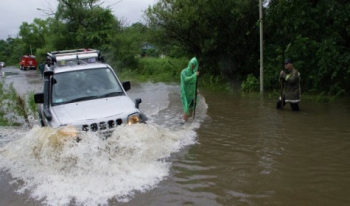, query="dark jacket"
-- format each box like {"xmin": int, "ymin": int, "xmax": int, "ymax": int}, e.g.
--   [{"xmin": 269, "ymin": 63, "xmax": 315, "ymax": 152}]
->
[{"xmin": 282, "ymin": 67, "xmax": 301, "ymax": 103}]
